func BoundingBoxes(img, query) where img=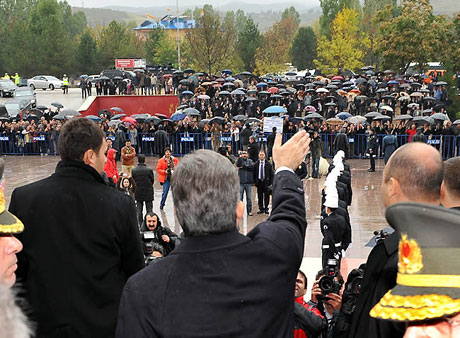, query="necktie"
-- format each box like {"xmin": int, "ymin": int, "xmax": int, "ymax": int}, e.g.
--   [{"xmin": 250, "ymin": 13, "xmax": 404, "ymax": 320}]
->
[{"xmin": 259, "ymin": 161, "xmax": 264, "ymax": 181}]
